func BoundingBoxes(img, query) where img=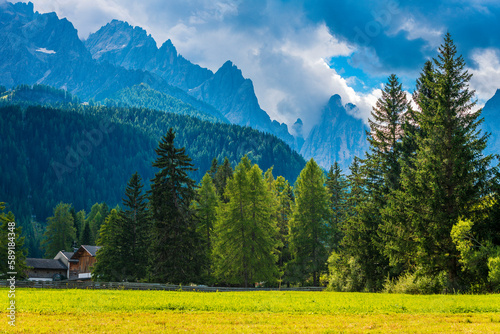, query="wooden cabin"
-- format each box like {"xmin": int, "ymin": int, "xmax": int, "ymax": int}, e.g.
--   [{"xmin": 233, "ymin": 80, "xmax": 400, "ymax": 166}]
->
[
  {"xmin": 70, "ymin": 245, "xmax": 101, "ymax": 280},
  {"xmin": 26, "ymin": 258, "xmax": 67, "ymax": 281}
]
